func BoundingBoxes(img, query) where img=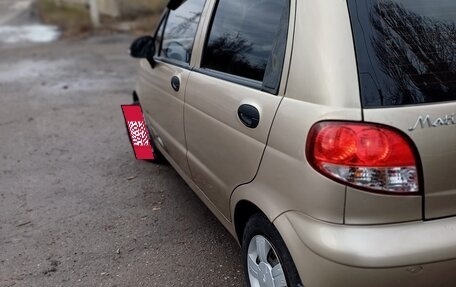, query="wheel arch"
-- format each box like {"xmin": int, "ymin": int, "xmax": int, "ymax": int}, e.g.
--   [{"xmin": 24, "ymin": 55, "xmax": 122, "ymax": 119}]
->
[
  {"xmin": 231, "ymin": 180, "xmax": 291, "ymax": 244},
  {"xmin": 234, "ymin": 200, "xmax": 264, "ymax": 244}
]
